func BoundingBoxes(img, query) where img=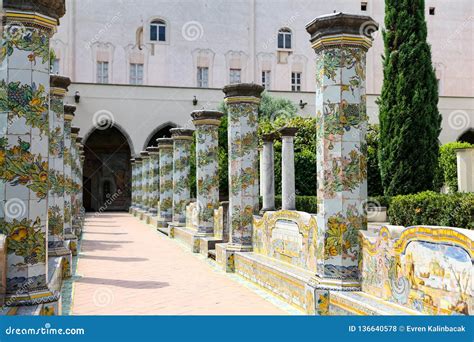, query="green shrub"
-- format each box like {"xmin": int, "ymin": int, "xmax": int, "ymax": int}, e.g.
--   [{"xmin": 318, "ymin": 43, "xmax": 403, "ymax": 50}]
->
[
  {"xmin": 368, "ymin": 195, "xmax": 392, "ymax": 208},
  {"xmin": 389, "ymin": 191, "xmax": 474, "ymax": 229},
  {"xmin": 438, "ymin": 141, "xmax": 473, "ymax": 192},
  {"xmin": 259, "ymin": 196, "xmax": 317, "ymax": 214}
]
